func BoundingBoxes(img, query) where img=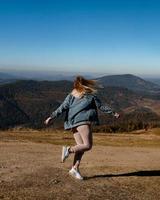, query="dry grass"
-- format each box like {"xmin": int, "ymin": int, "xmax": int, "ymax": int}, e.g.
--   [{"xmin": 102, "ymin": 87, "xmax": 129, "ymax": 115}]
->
[
  {"xmin": 150, "ymin": 128, "xmax": 160, "ymax": 135},
  {"xmin": 0, "ymin": 128, "xmax": 160, "ymax": 147},
  {"xmin": 0, "ymin": 129, "xmax": 74, "ymax": 145}
]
